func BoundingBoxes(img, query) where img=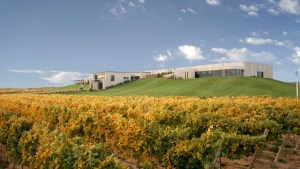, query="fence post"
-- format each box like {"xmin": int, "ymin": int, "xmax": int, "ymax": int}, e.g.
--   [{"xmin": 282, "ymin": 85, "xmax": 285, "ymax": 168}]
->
[
  {"xmin": 212, "ymin": 149, "xmax": 222, "ymax": 168},
  {"xmin": 274, "ymin": 132, "xmax": 290, "ymax": 162},
  {"xmin": 294, "ymin": 140, "xmax": 299, "ymax": 151},
  {"xmin": 248, "ymin": 129, "xmax": 269, "ymax": 169}
]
